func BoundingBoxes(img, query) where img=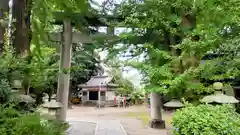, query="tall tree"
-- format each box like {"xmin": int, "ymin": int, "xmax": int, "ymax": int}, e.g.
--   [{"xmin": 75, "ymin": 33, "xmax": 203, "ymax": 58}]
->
[
  {"xmin": 105, "ymin": 0, "xmax": 240, "ymax": 128},
  {"xmin": 12, "ymin": 0, "xmax": 32, "ymax": 55},
  {"xmin": 0, "ymin": 0, "xmax": 8, "ymax": 53},
  {"xmin": 105, "ymin": 56, "xmax": 135, "ymax": 96}
]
